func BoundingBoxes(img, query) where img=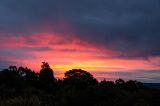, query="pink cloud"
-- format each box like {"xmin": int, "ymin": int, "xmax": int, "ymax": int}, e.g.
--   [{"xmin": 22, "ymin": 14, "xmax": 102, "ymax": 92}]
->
[{"xmin": 0, "ymin": 31, "xmax": 160, "ymax": 82}]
